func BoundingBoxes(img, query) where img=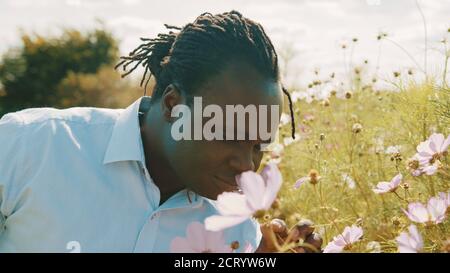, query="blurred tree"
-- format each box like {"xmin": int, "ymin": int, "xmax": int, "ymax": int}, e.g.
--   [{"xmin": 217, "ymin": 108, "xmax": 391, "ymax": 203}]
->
[
  {"xmin": 0, "ymin": 28, "xmax": 119, "ymax": 115},
  {"xmin": 56, "ymin": 65, "xmax": 149, "ymax": 109}
]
